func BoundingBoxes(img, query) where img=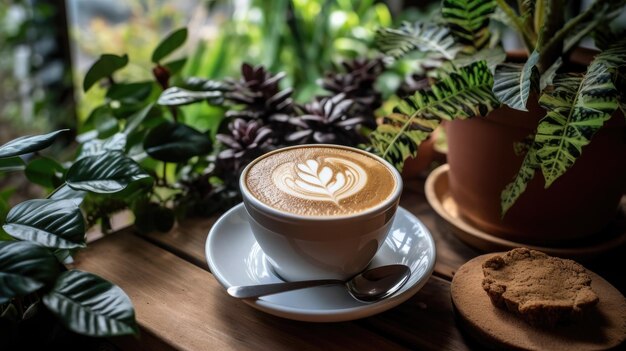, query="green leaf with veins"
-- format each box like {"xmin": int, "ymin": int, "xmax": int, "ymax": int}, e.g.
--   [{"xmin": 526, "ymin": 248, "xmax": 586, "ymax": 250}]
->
[
  {"xmin": 442, "ymin": 0, "xmax": 496, "ymax": 51},
  {"xmin": 0, "ymin": 241, "xmax": 60, "ymax": 303},
  {"xmin": 0, "ymin": 130, "xmax": 68, "ymax": 159},
  {"xmin": 43, "ymin": 270, "xmax": 138, "ymax": 336},
  {"xmin": 66, "ymin": 151, "xmax": 151, "ymax": 194},
  {"xmin": 375, "ymin": 22, "xmax": 461, "ymax": 61},
  {"xmin": 370, "ymin": 61, "xmax": 500, "ymax": 171},
  {"xmin": 3, "ymin": 199, "xmax": 85, "ymax": 249},
  {"xmin": 501, "ymin": 41, "xmax": 625, "ymax": 214},
  {"xmin": 493, "ymin": 51, "xmax": 540, "ymax": 111}
]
